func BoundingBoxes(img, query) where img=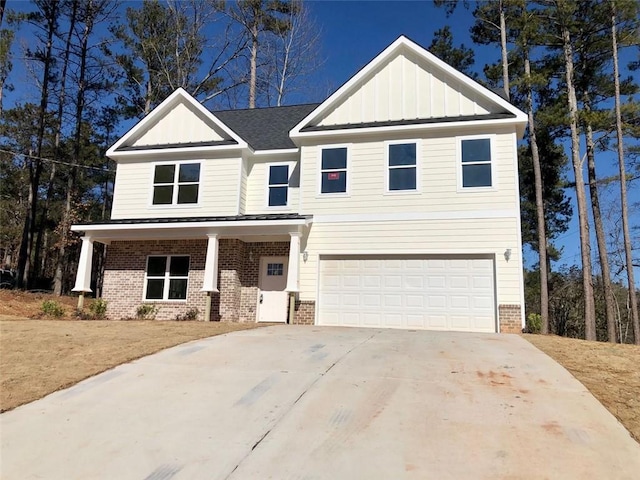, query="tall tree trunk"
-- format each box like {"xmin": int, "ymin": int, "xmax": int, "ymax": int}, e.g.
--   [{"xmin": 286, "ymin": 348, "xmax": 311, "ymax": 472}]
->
[
  {"xmin": 583, "ymin": 98, "xmax": 617, "ymax": 342},
  {"xmin": 249, "ymin": 24, "xmax": 258, "ymax": 108},
  {"xmin": 17, "ymin": 1, "xmax": 58, "ymax": 288},
  {"xmin": 35, "ymin": 0, "xmax": 78, "ymax": 283},
  {"xmin": 611, "ymin": 0, "xmax": 640, "ymax": 344},
  {"xmin": 524, "ymin": 46, "xmax": 549, "ymax": 334},
  {"xmin": 561, "ymin": 24, "xmax": 597, "ymax": 340},
  {"xmin": 499, "ymin": 0, "xmax": 510, "ymax": 100},
  {"xmin": 55, "ymin": 6, "xmax": 90, "ymax": 295}
]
